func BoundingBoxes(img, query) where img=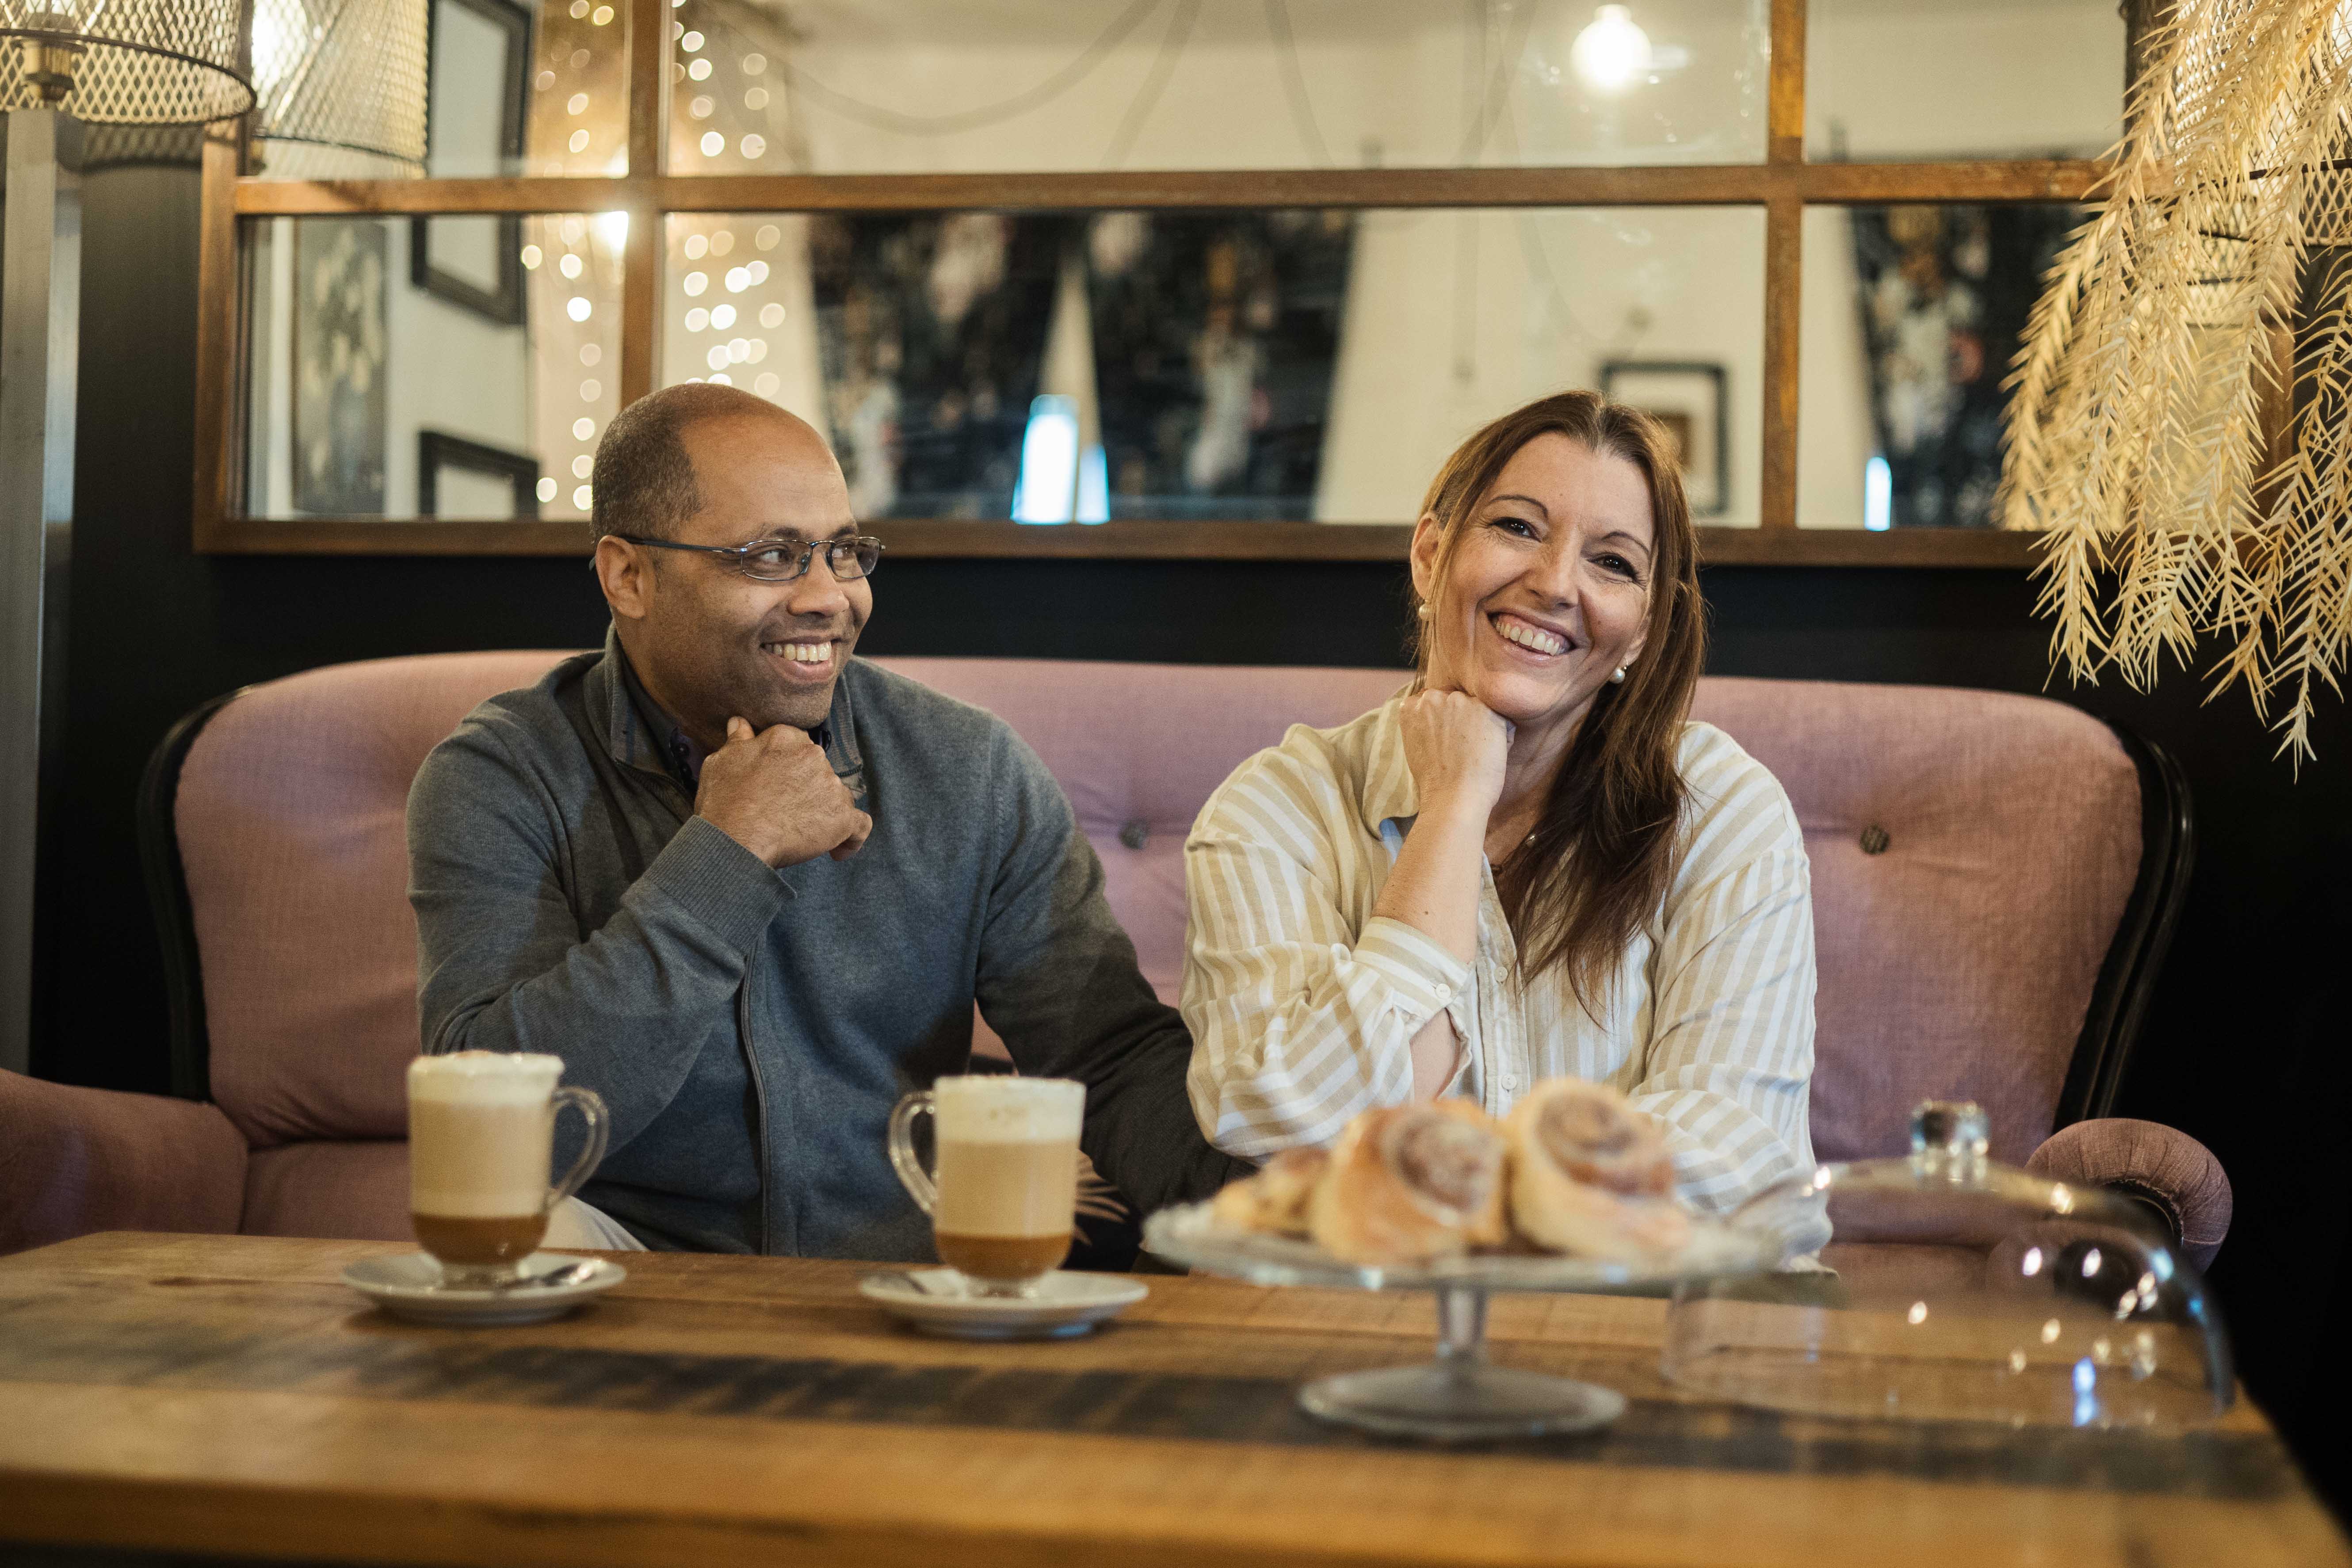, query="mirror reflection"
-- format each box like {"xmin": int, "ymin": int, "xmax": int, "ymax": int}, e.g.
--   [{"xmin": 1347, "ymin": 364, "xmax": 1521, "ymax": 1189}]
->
[
  {"xmin": 1806, "ymin": 0, "xmax": 2122, "ymax": 161},
  {"xmin": 1799, "ymin": 203, "xmax": 2085, "ymax": 530},
  {"xmin": 243, "ymin": 215, "xmax": 625, "ymax": 519},
  {"xmin": 667, "ymin": 0, "xmax": 1769, "ymax": 175},
  {"xmin": 660, "ymin": 205, "xmax": 1764, "ymax": 526}
]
